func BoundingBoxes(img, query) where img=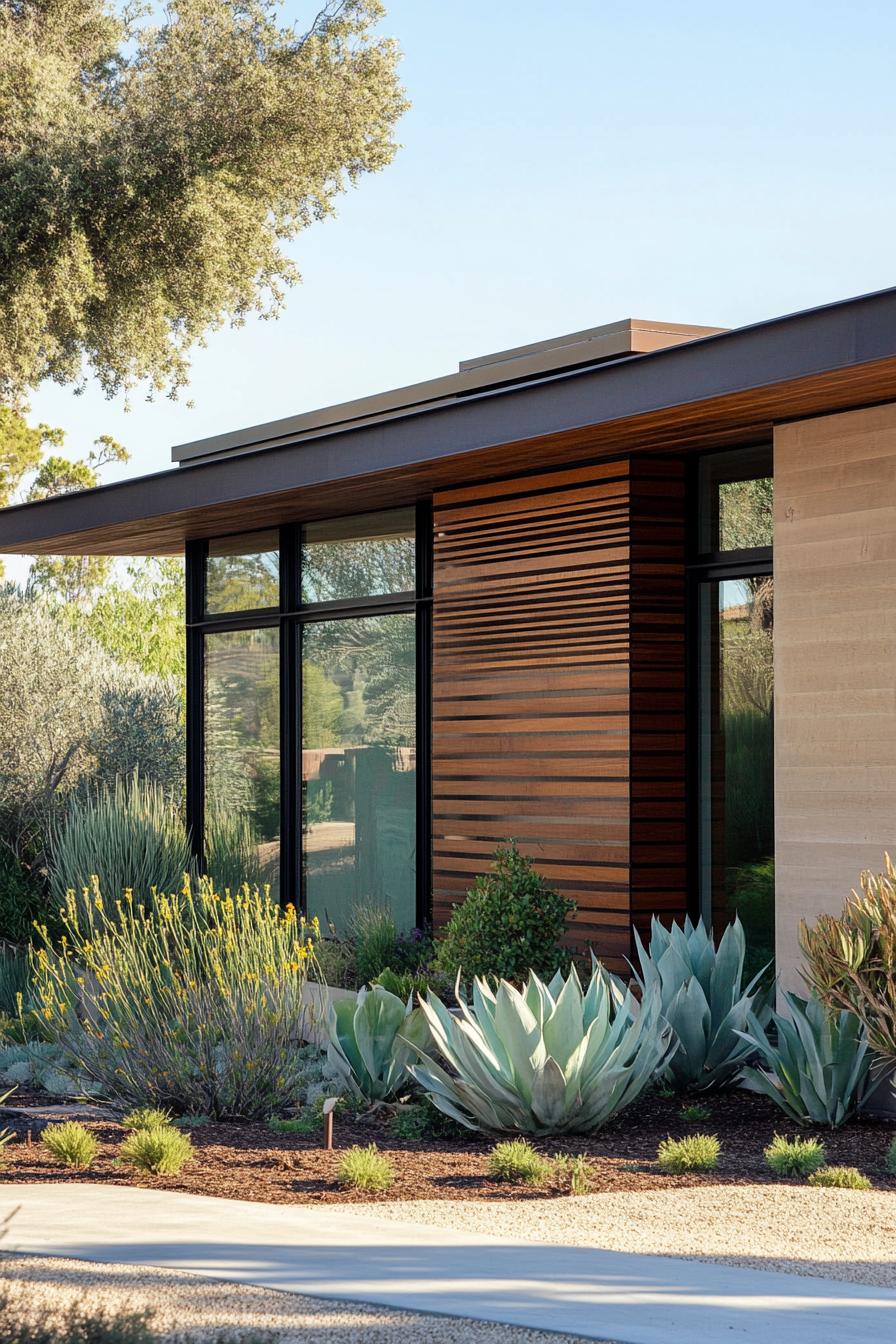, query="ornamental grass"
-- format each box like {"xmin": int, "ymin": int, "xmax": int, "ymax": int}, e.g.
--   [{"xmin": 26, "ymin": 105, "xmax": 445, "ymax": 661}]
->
[{"xmin": 30, "ymin": 875, "xmax": 320, "ymax": 1119}]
